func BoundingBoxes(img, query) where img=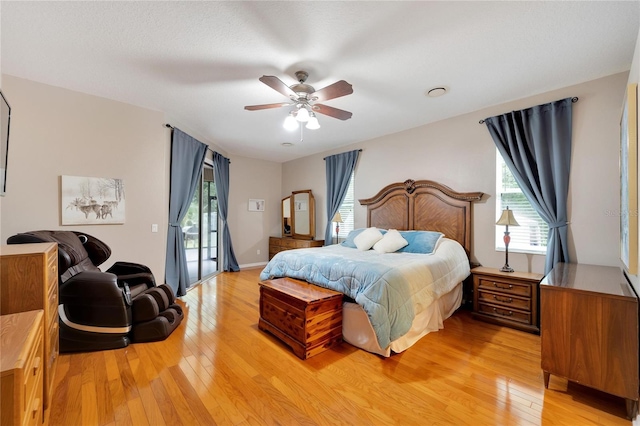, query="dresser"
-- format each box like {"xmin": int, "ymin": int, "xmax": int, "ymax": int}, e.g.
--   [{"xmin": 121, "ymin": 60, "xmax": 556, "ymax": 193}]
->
[
  {"xmin": 268, "ymin": 237, "xmax": 324, "ymax": 260},
  {"xmin": 1, "ymin": 243, "xmax": 58, "ymax": 416},
  {"xmin": 1, "ymin": 310, "xmax": 45, "ymax": 426},
  {"xmin": 540, "ymin": 263, "xmax": 639, "ymax": 419},
  {"xmin": 471, "ymin": 266, "xmax": 543, "ymax": 334}
]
